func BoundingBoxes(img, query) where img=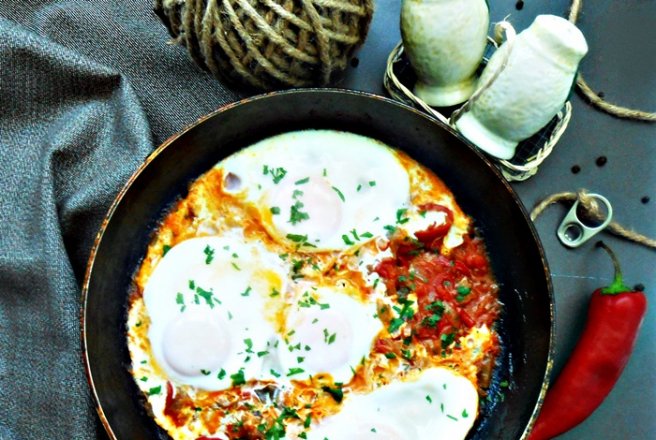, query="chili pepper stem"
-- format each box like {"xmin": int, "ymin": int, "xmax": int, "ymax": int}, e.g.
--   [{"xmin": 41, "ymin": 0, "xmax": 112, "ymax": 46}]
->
[{"xmin": 596, "ymin": 241, "xmax": 631, "ymax": 295}]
